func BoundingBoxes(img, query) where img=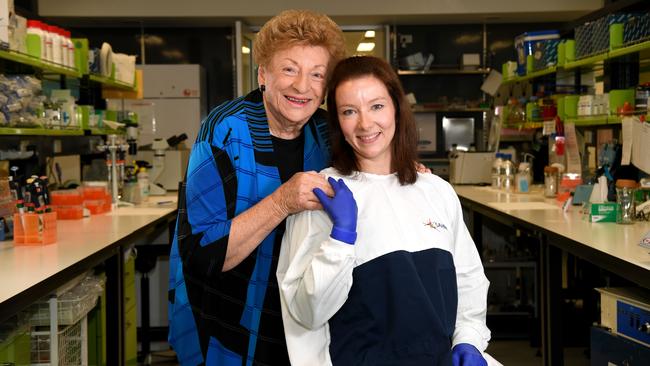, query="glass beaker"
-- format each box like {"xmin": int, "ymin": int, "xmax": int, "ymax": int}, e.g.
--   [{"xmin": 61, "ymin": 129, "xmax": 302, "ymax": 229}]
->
[
  {"xmin": 616, "ymin": 179, "xmax": 637, "ymax": 225},
  {"xmin": 544, "ymin": 166, "xmax": 559, "ymax": 197}
]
